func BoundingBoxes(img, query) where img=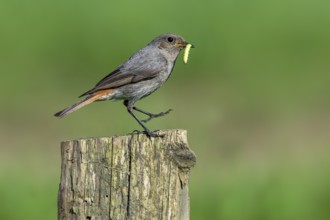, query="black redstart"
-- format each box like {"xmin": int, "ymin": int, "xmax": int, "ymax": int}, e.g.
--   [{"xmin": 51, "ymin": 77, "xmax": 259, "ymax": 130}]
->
[{"xmin": 54, "ymin": 33, "xmax": 194, "ymax": 137}]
